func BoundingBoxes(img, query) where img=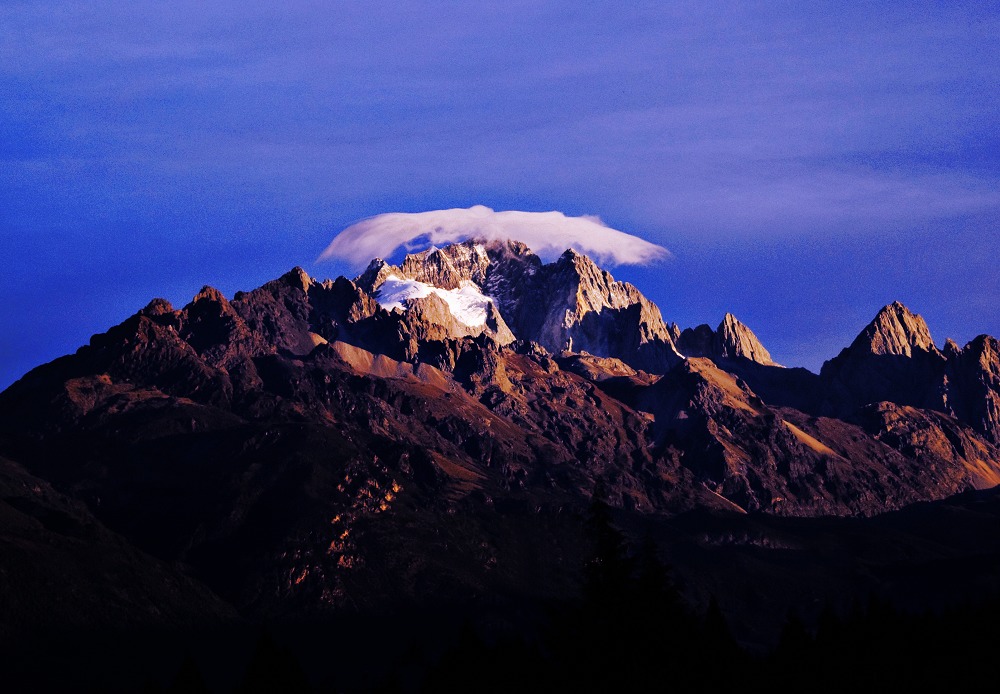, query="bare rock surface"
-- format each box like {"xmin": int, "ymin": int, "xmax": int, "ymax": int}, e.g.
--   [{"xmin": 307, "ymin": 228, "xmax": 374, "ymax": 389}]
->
[{"xmin": 676, "ymin": 313, "xmax": 776, "ymax": 365}]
